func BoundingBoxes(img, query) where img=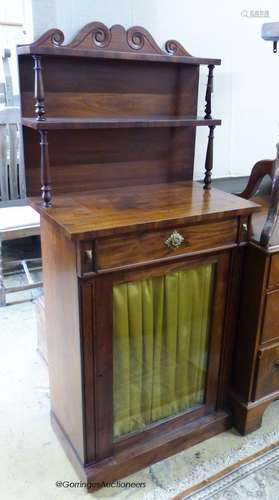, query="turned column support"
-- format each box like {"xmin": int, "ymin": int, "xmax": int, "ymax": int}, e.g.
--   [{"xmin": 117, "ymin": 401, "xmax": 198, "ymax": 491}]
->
[
  {"xmin": 204, "ymin": 64, "xmax": 214, "ymax": 119},
  {"xmin": 39, "ymin": 130, "xmax": 51, "ymax": 207},
  {"xmin": 32, "ymin": 55, "xmax": 45, "ymax": 121},
  {"xmin": 204, "ymin": 125, "xmax": 215, "ymax": 189}
]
